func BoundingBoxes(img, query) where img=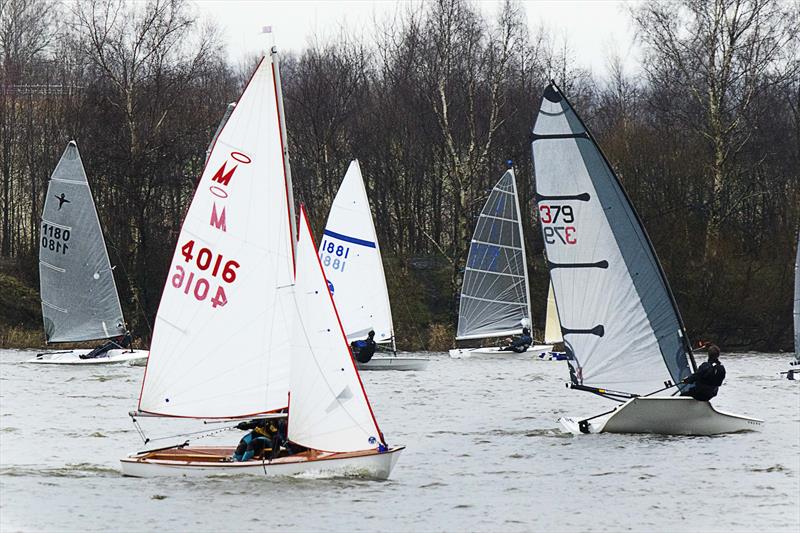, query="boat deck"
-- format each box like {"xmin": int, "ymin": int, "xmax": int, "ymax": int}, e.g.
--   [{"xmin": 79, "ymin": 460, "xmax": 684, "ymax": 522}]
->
[{"xmin": 133, "ymin": 445, "xmax": 386, "ymax": 465}]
